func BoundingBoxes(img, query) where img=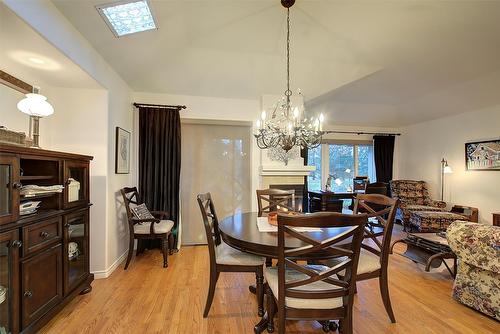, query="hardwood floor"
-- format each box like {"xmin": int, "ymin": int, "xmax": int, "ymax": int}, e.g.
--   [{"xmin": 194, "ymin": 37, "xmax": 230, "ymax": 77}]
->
[{"xmin": 40, "ymin": 230, "xmax": 499, "ymax": 334}]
